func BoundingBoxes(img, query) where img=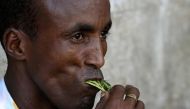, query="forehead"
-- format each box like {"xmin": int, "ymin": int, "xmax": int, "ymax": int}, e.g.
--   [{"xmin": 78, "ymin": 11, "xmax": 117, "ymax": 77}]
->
[
  {"xmin": 37, "ymin": 0, "xmax": 111, "ymax": 28},
  {"xmin": 44, "ymin": 0, "xmax": 110, "ymax": 13}
]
